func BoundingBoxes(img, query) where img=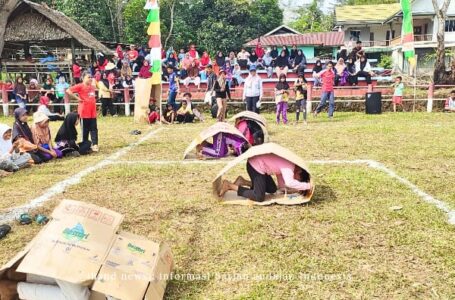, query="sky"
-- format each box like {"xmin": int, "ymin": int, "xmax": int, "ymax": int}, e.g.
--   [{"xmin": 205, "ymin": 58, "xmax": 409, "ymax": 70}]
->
[{"xmin": 279, "ymin": 0, "xmax": 335, "ymax": 23}]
